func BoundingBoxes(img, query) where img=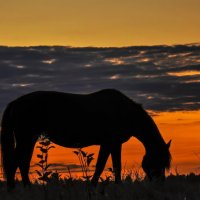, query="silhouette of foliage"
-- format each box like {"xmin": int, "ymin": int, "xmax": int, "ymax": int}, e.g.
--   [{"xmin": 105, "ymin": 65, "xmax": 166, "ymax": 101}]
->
[
  {"xmin": 35, "ymin": 135, "xmax": 55, "ymax": 184},
  {"xmin": 73, "ymin": 148, "xmax": 94, "ymax": 181}
]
